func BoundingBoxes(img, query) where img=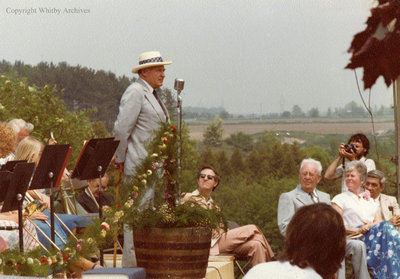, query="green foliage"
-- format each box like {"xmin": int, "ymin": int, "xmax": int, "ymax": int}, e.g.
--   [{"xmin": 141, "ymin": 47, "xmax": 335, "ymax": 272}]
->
[
  {"xmin": 230, "ymin": 148, "xmax": 246, "ymax": 173},
  {"xmin": 225, "ymin": 131, "xmax": 254, "ymax": 151},
  {"xmin": 0, "ymin": 248, "xmax": 49, "ymax": 276},
  {"xmin": 303, "ymin": 145, "xmax": 331, "ymax": 169},
  {"xmin": 0, "ymin": 74, "xmax": 95, "ymax": 166},
  {"xmin": 214, "ymin": 176, "xmax": 297, "ymax": 252},
  {"xmin": 203, "ymin": 117, "xmax": 224, "ymax": 146},
  {"xmin": 130, "ymin": 202, "xmax": 226, "ymax": 231},
  {"xmin": 0, "ymin": 60, "xmax": 133, "ymax": 131}
]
